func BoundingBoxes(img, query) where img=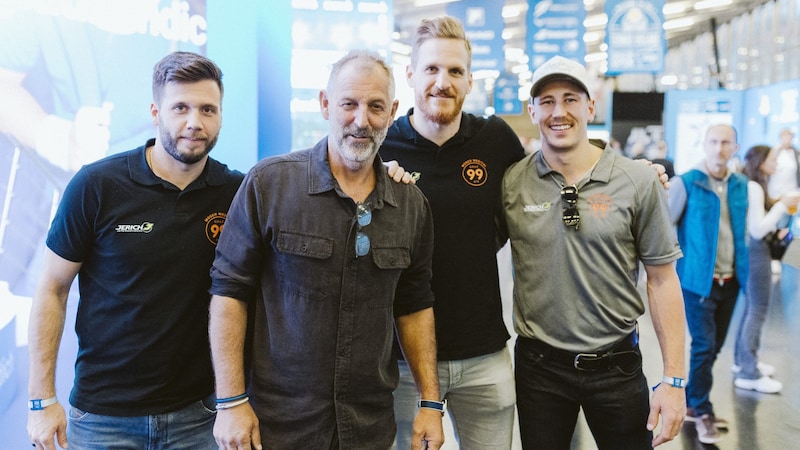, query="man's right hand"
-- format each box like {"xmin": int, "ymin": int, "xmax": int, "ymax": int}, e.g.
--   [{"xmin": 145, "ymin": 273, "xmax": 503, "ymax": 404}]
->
[
  {"xmin": 28, "ymin": 403, "xmax": 68, "ymax": 449},
  {"xmin": 214, "ymin": 403, "xmax": 263, "ymax": 450}
]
